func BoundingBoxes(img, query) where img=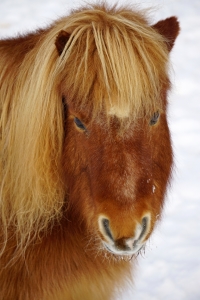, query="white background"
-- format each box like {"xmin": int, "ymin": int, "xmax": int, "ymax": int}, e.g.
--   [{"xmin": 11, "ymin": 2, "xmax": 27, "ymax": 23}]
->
[{"xmin": 0, "ymin": 0, "xmax": 199, "ymax": 299}]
